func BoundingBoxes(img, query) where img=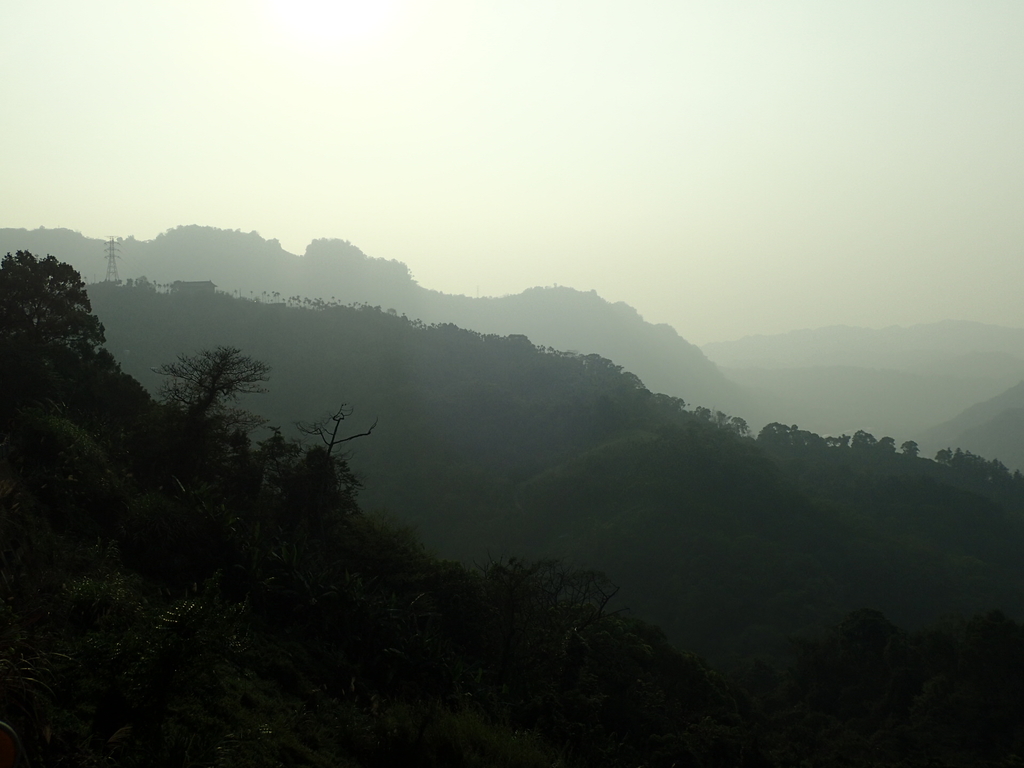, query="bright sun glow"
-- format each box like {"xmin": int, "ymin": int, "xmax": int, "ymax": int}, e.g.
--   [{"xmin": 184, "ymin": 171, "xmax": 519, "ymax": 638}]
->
[{"xmin": 265, "ymin": 0, "xmax": 397, "ymax": 47}]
